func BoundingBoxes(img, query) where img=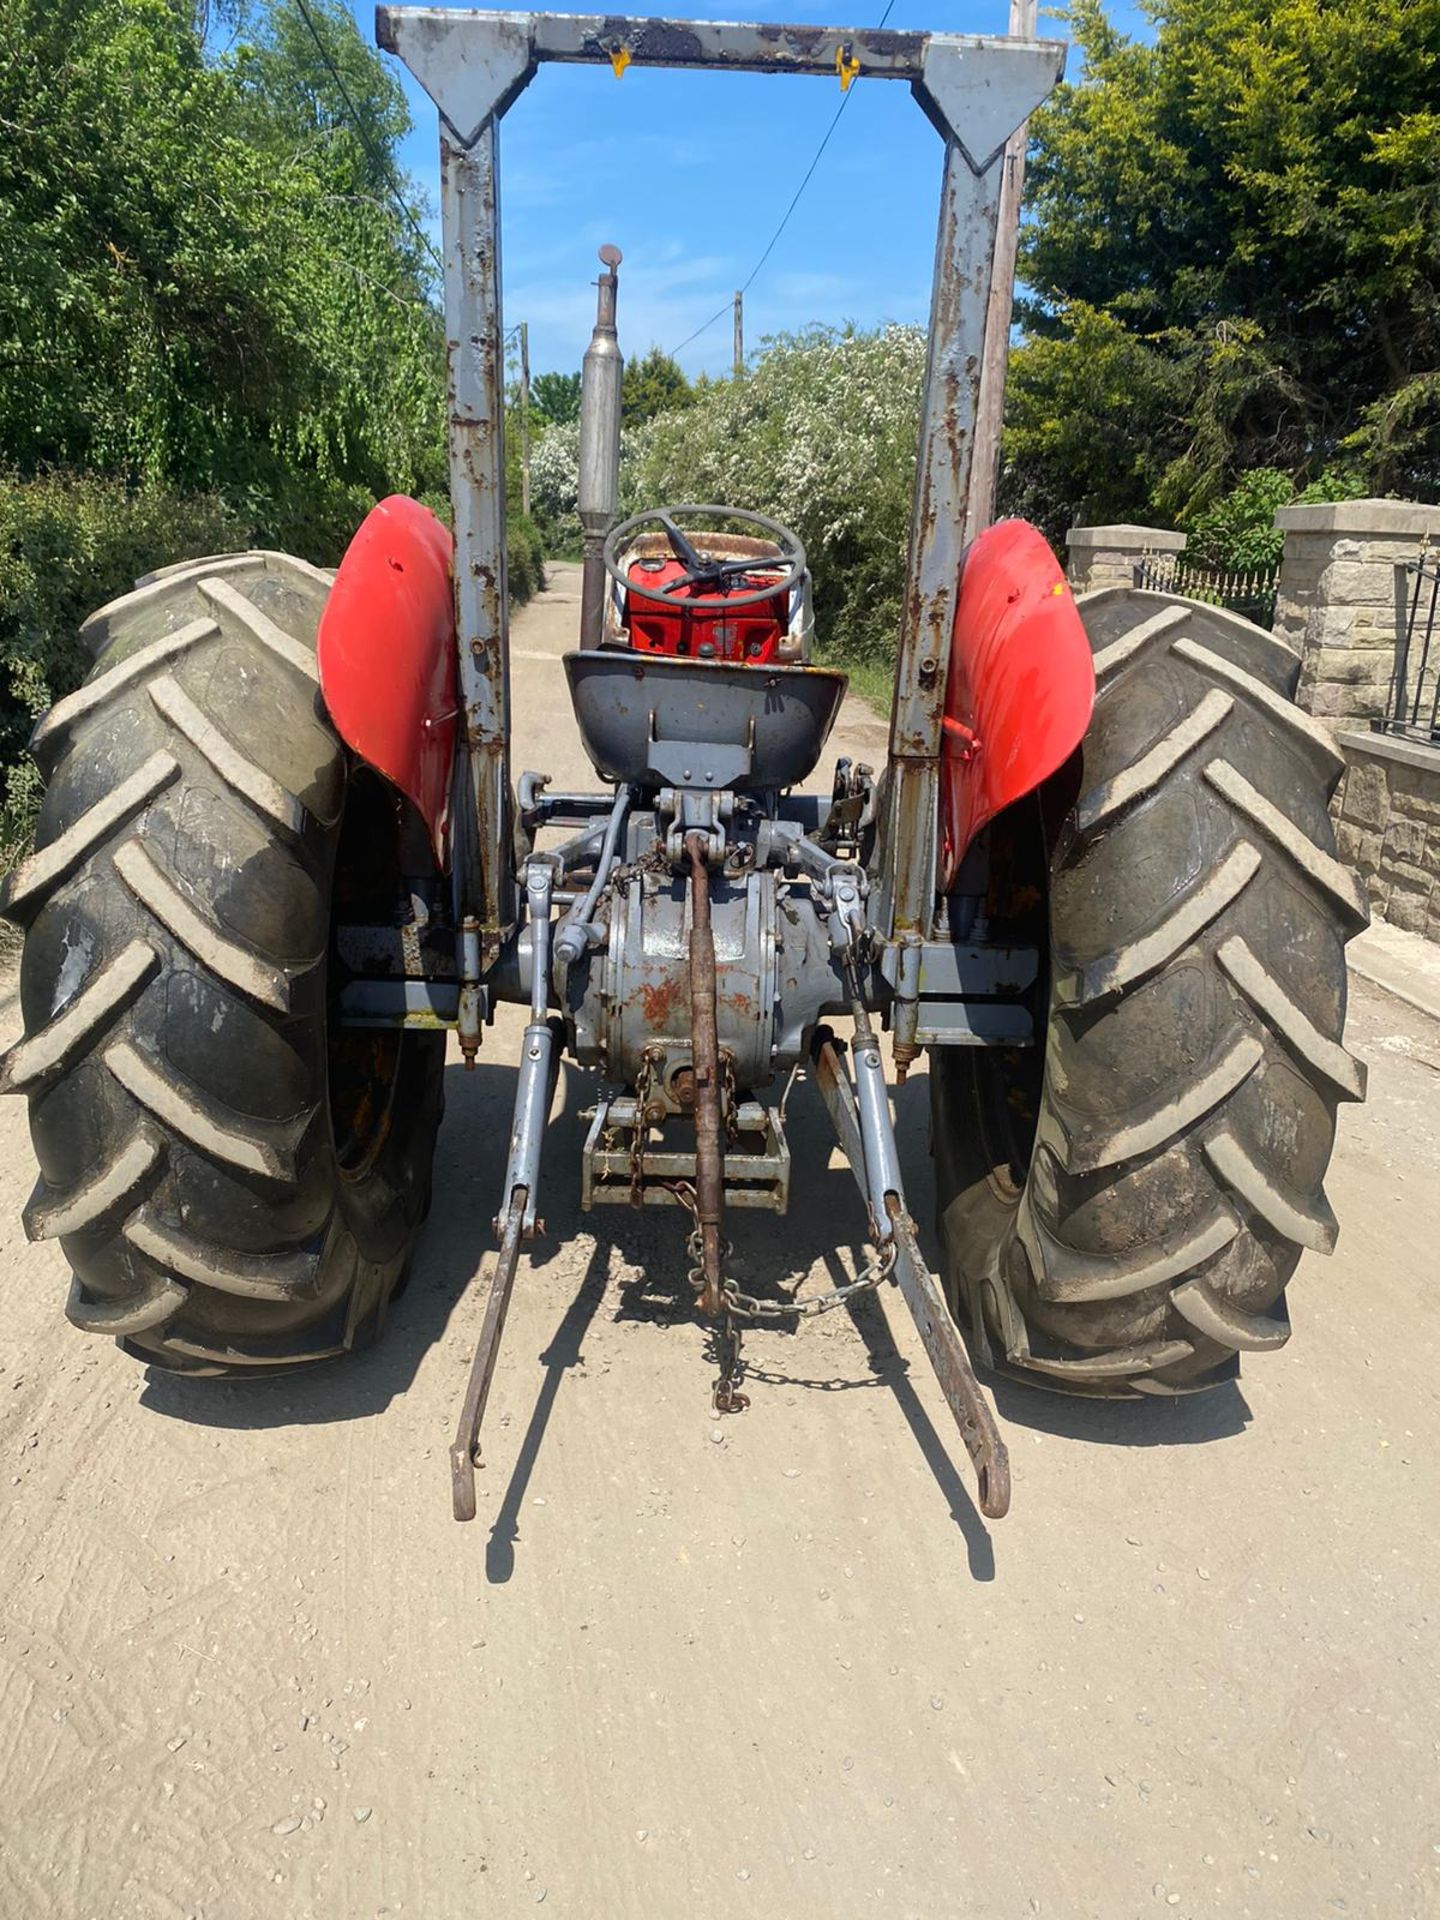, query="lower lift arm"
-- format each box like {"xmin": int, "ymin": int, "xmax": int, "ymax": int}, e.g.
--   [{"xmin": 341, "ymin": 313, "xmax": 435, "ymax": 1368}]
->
[
  {"xmin": 816, "ymin": 873, "xmax": 1011, "ymax": 1520},
  {"xmin": 450, "ymin": 858, "xmax": 561, "ymax": 1522}
]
